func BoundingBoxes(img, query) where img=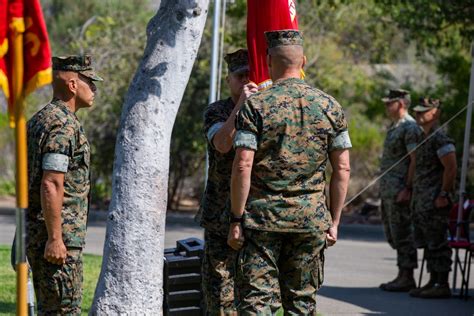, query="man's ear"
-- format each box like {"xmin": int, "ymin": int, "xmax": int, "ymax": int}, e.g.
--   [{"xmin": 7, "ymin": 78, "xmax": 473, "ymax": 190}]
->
[{"xmin": 67, "ymin": 77, "xmax": 77, "ymax": 95}]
